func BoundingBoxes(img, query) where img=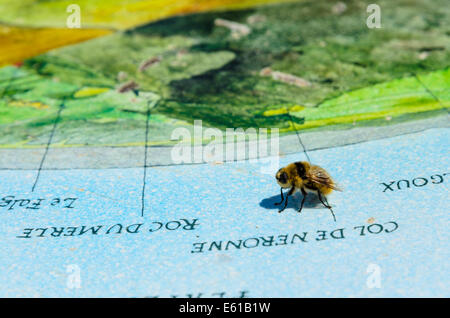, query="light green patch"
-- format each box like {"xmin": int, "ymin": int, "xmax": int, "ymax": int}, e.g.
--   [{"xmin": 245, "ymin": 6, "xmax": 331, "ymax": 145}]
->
[
  {"xmin": 74, "ymin": 87, "xmax": 110, "ymax": 98},
  {"xmin": 287, "ymin": 69, "xmax": 449, "ymax": 131}
]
